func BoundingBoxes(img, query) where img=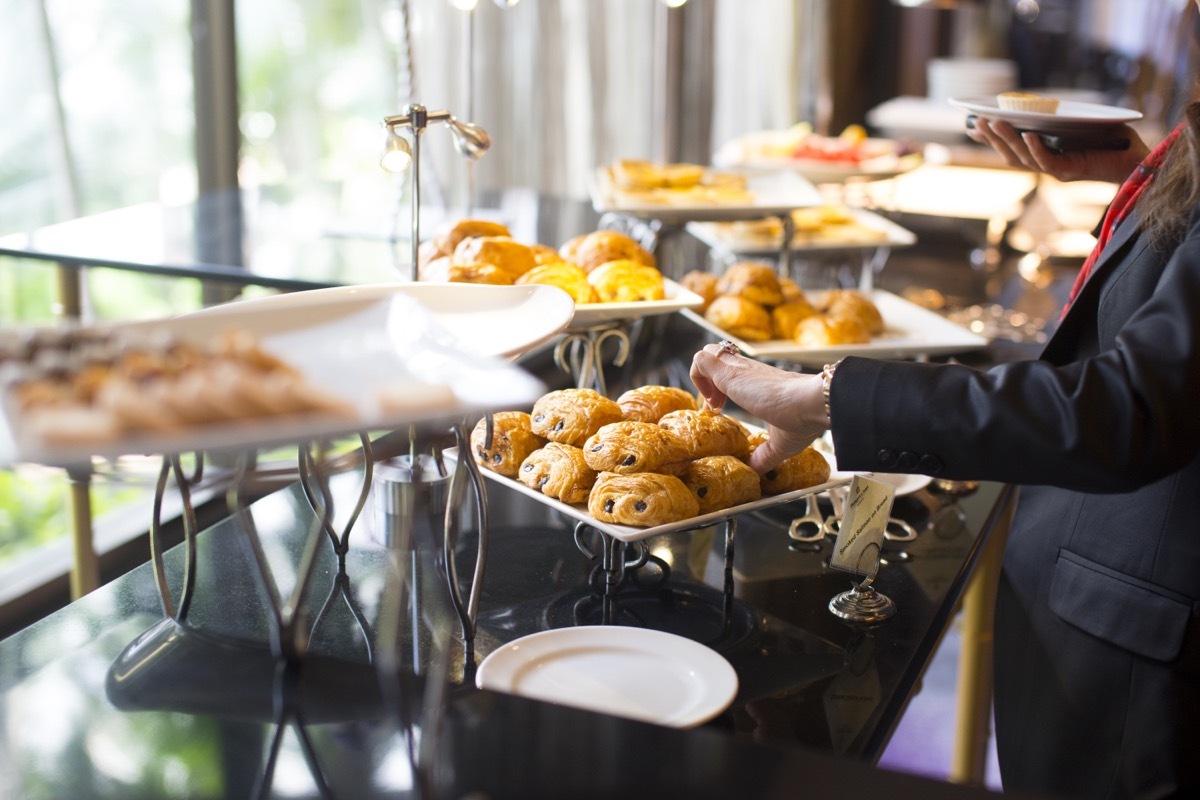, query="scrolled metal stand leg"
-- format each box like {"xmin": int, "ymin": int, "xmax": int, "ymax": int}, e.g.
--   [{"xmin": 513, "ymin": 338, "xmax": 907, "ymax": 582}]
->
[
  {"xmin": 722, "ymin": 518, "xmax": 737, "ymax": 637},
  {"xmin": 150, "ymin": 455, "xmax": 198, "ymax": 622},
  {"xmin": 444, "ymin": 422, "xmax": 489, "ymax": 666}
]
